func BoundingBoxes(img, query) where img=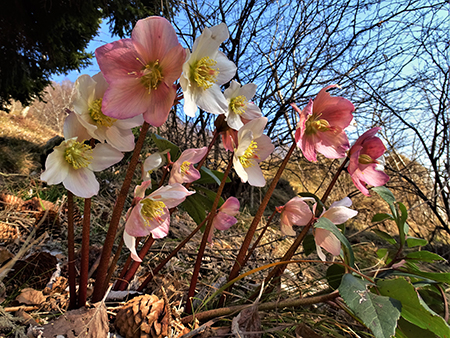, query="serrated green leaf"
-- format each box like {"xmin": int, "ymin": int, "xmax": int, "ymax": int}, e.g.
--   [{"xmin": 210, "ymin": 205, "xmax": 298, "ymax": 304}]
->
[
  {"xmin": 373, "ymin": 186, "xmax": 396, "ymax": 205},
  {"xmin": 372, "ymin": 213, "xmax": 394, "ymax": 222},
  {"xmin": 302, "ymin": 233, "xmax": 316, "ymax": 256},
  {"xmin": 339, "ymin": 274, "xmax": 401, "ymax": 338},
  {"xmin": 150, "ymin": 133, "xmax": 181, "ymax": 161},
  {"xmin": 314, "ymin": 218, "xmax": 354, "ymax": 267},
  {"xmin": 377, "ymin": 278, "xmax": 450, "ymax": 338},
  {"xmin": 326, "ymin": 264, "xmax": 346, "ymax": 290},
  {"xmin": 406, "ymin": 251, "xmax": 445, "ymax": 262},
  {"xmin": 372, "ymin": 229, "xmax": 397, "ymax": 245},
  {"xmin": 406, "ymin": 237, "xmax": 428, "ymax": 248},
  {"xmin": 181, "ymin": 194, "xmax": 206, "ymax": 225},
  {"xmin": 396, "ymin": 317, "xmax": 436, "ymax": 338}
]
